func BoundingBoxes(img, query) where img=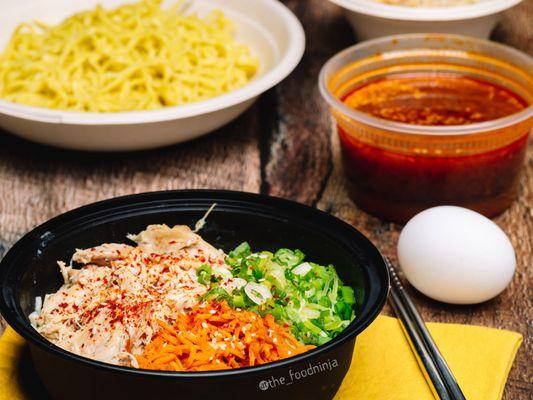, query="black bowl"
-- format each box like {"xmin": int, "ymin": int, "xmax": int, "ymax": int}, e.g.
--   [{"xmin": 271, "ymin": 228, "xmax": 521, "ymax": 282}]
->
[{"xmin": 0, "ymin": 190, "xmax": 389, "ymax": 400}]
